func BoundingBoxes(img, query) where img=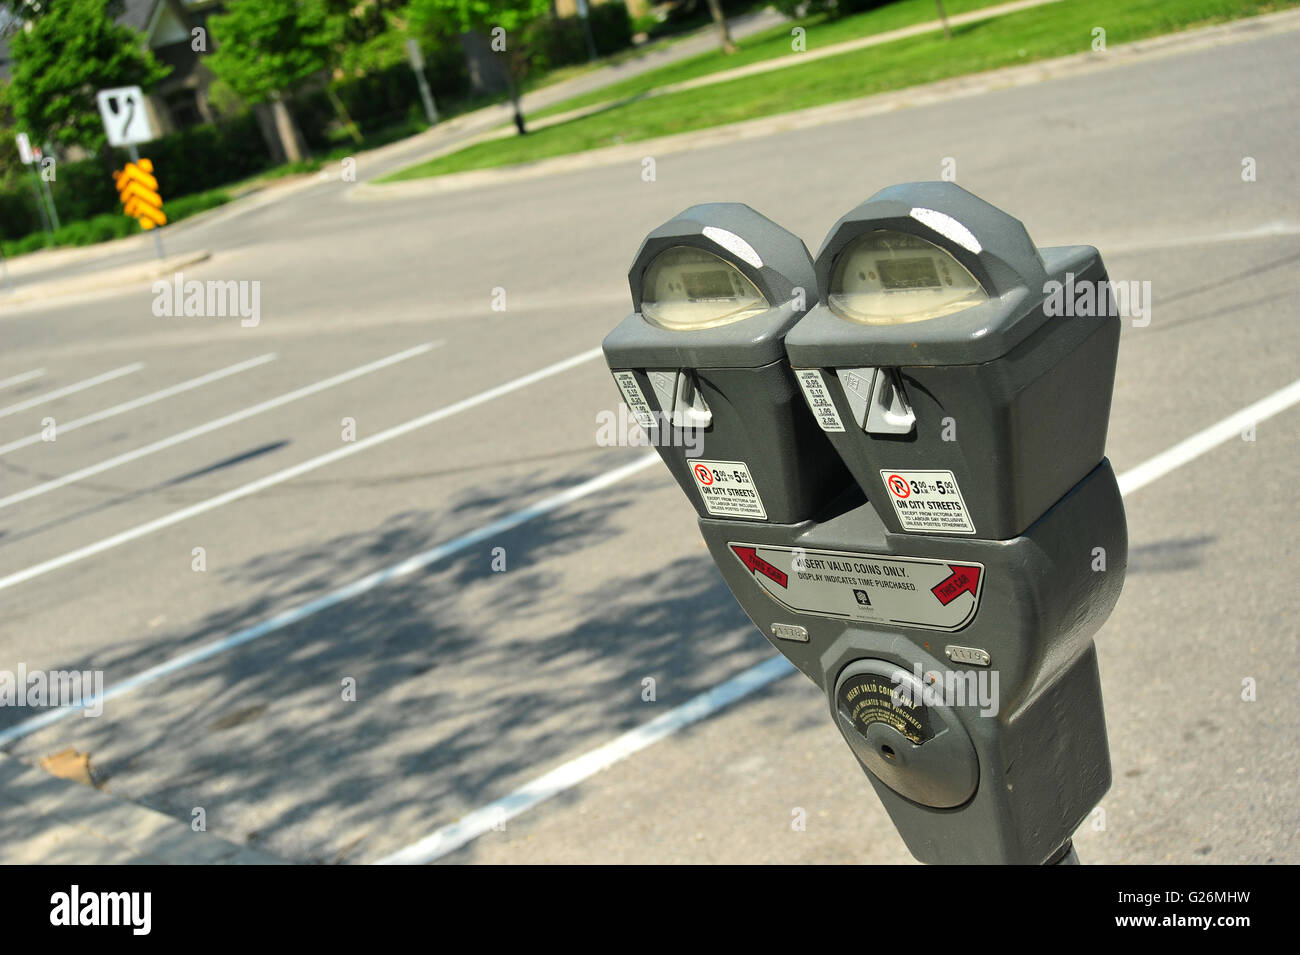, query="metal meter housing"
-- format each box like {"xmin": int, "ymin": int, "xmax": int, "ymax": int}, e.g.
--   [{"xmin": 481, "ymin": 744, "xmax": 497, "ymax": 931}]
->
[
  {"xmin": 786, "ymin": 182, "xmax": 1121, "ymax": 540},
  {"xmin": 604, "ymin": 203, "xmax": 851, "ymax": 524}
]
